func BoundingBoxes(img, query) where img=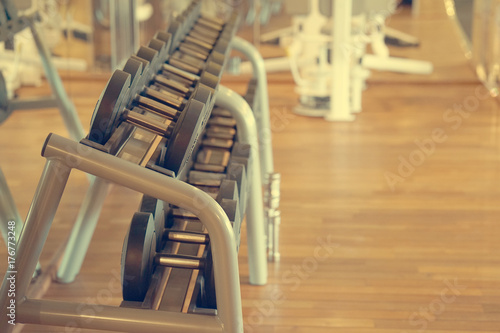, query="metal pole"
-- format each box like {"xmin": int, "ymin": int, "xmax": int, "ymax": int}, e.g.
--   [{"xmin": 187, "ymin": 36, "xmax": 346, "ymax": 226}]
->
[
  {"xmin": 216, "ymin": 86, "xmax": 267, "ymax": 286},
  {"xmin": 19, "ymin": 299, "xmax": 223, "ymax": 333},
  {"xmin": 325, "ymin": 0, "xmax": 355, "ymax": 121},
  {"xmin": 29, "ymin": 20, "xmax": 85, "ymax": 141},
  {"xmin": 0, "ymin": 159, "xmax": 71, "ymax": 331},
  {"xmin": 231, "ymin": 36, "xmax": 274, "ymax": 182}
]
